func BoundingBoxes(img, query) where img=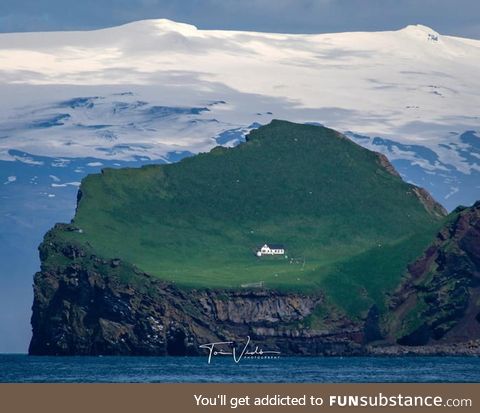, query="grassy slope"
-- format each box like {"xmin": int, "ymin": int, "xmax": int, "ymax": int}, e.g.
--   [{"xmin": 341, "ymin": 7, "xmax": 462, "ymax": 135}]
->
[{"xmin": 59, "ymin": 120, "xmax": 444, "ymax": 316}]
